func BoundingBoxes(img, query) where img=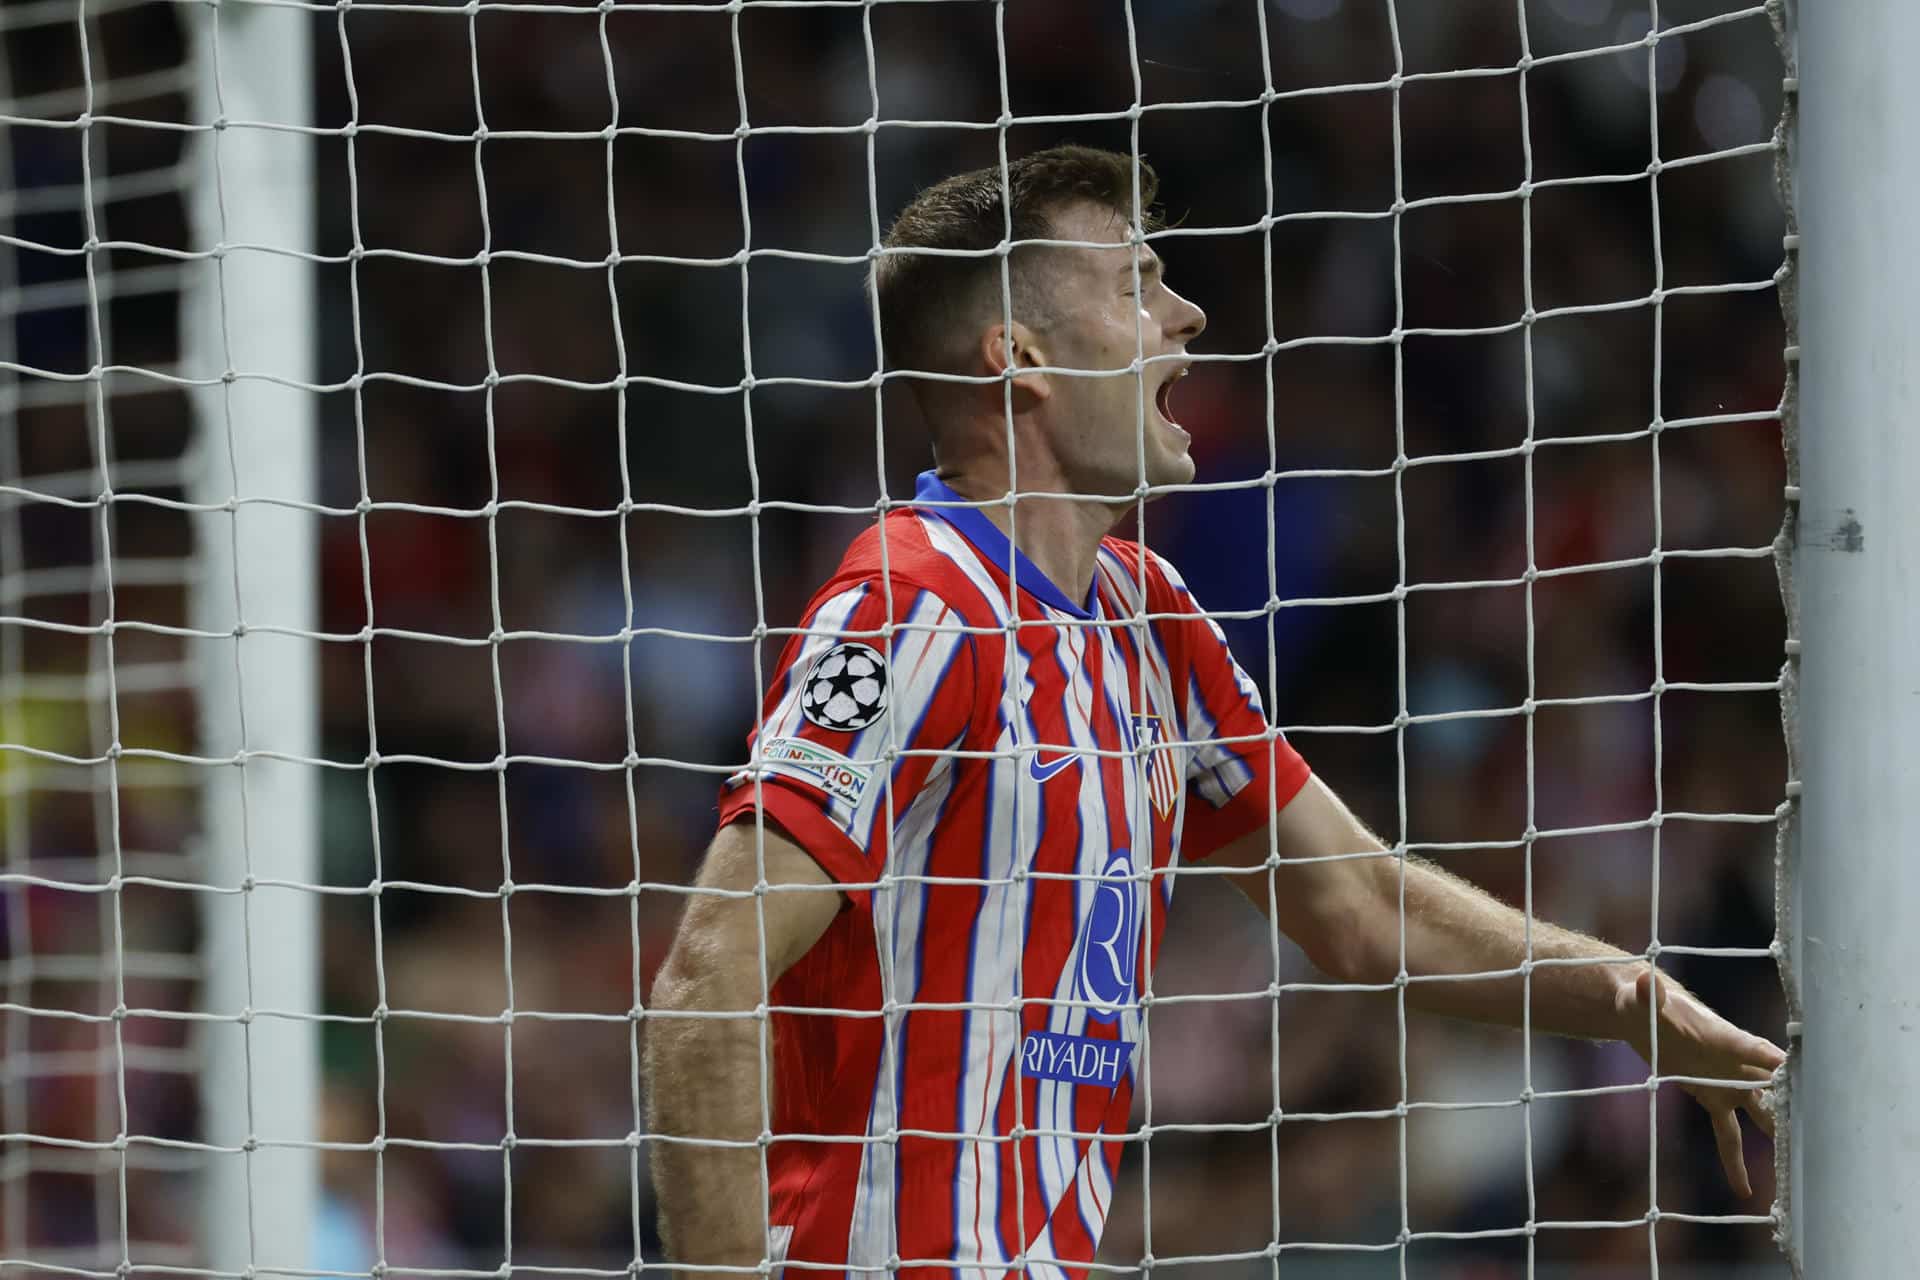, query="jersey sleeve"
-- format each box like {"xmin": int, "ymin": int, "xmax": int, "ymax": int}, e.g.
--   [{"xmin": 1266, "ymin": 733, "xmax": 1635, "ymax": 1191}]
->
[
  {"xmin": 716, "ymin": 576, "xmax": 976, "ymax": 904},
  {"xmin": 1151, "ymin": 553, "xmax": 1313, "ymax": 862}
]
